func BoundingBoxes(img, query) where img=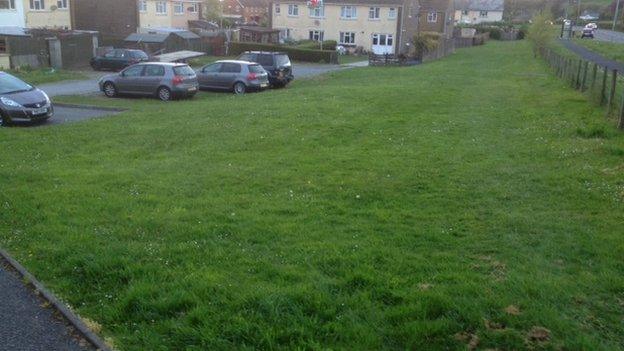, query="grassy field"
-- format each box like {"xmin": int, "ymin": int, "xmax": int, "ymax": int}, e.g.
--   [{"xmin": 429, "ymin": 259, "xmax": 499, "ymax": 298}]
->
[
  {"xmin": 573, "ymin": 38, "xmax": 624, "ymax": 62},
  {"xmin": 9, "ymin": 68, "xmax": 88, "ymax": 85},
  {"xmin": 2, "ymin": 41, "xmax": 624, "ymax": 350}
]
